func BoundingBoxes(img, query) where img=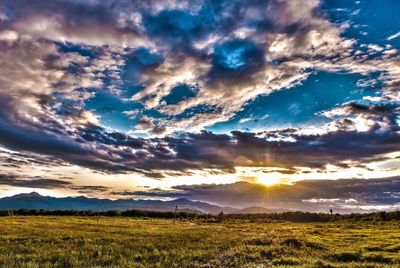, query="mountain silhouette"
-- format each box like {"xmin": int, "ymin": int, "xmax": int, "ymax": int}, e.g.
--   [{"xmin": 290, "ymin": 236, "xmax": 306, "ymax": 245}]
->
[{"xmin": 0, "ymin": 192, "xmax": 236, "ymax": 214}]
